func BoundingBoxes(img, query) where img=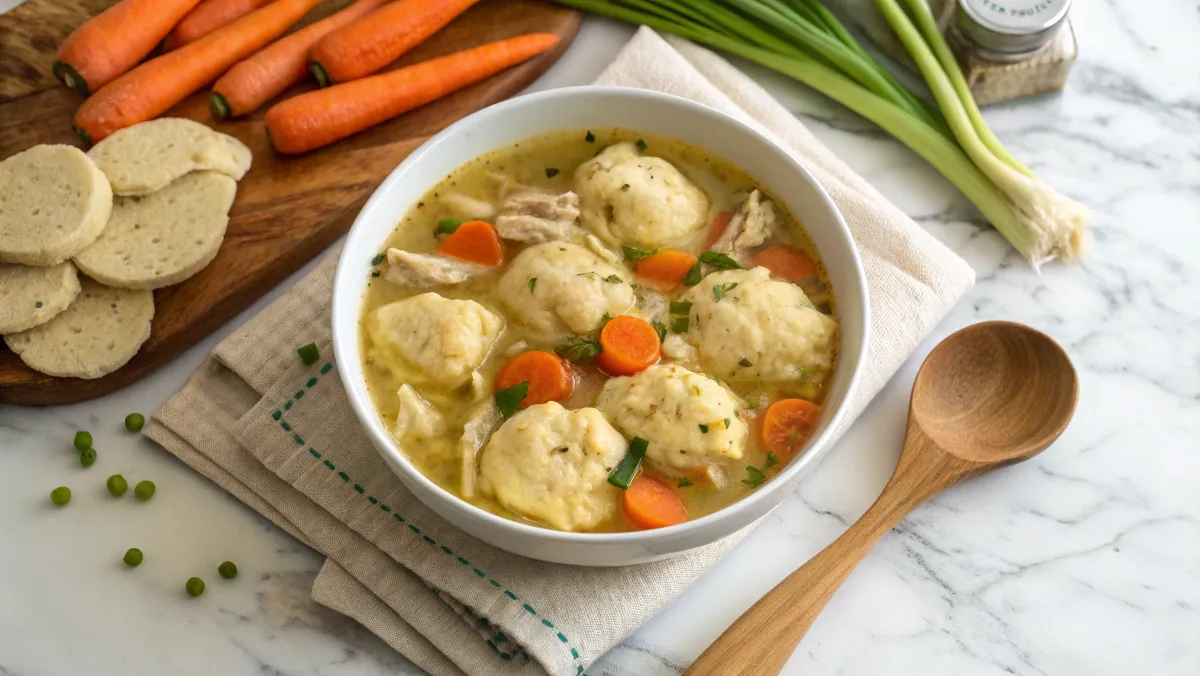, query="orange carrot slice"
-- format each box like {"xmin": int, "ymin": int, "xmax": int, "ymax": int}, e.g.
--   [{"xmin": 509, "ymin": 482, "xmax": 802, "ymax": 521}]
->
[
  {"xmin": 701, "ymin": 210, "xmax": 733, "ymax": 250},
  {"xmin": 211, "ymin": 0, "xmax": 392, "ymax": 118},
  {"xmin": 265, "ymin": 33, "xmax": 560, "ymax": 154},
  {"xmin": 751, "ymin": 245, "xmax": 818, "ymax": 283},
  {"xmin": 309, "ymin": 0, "xmax": 482, "ymax": 86},
  {"xmin": 165, "ymin": 0, "xmax": 274, "ymax": 50},
  {"xmin": 494, "ymin": 352, "xmax": 574, "ymax": 406},
  {"xmin": 53, "ymin": 0, "xmax": 204, "ymax": 95},
  {"xmin": 437, "ymin": 221, "xmax": 503, "ymax": 267},
  {"xmin": 74, "ymin": 0, "xmax": 324, "ymax": 144},
  {"xmin": 597, "ymin": 315, "xmax": 661, "ymax": 377},
  {"xmin": 761, "ymin": 398, "xmax": 821, "ymax": 458},
  {"xmin": 623, "ymin": 475, "xmax": 687, "ymax": 530},
  {"xmin": 635, "ymin": 249, "xmax": 698, "ymax": 291}
]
